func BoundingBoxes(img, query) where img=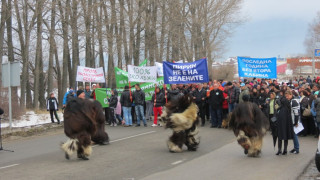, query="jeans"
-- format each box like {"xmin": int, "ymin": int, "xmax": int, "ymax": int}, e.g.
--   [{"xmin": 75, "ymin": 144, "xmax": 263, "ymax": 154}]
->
[
  {"xmin": 123, "ymin": 107, "xmax": 132, "ymax": 125},
  {"xmin": 228, "ymin": 103, "xmax": 236, "ymax": 113},
  {"xmin": 293, "ymin": 132, "xmax": 299, "ymax": 152},
  {"xmin": 135, "ymin": 105, "xmax": 147, "ymax": 125},
  {"xmin": 211, "ymin": 108, "xmax": 222, "ymax": 126},
  {"xmin": 116, "ymin": 114, "xmax": 123, "ymax": 123}
]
